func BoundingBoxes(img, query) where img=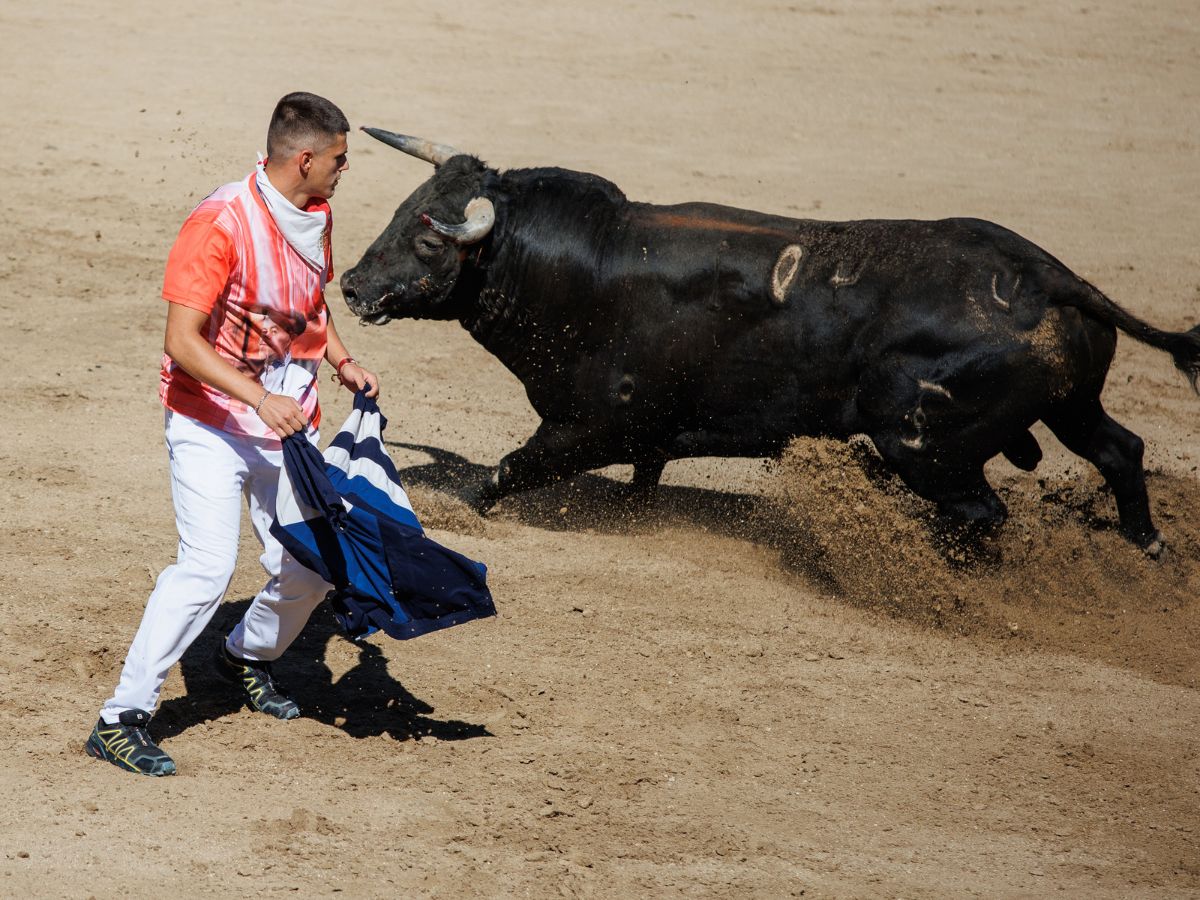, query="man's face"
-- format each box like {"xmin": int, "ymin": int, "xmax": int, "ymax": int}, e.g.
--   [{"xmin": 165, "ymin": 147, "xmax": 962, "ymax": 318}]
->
[
  {"xmin": 262, "ymin": 319, "xmax": 291, "ymax": 357},
  {"xmin": 306, "ymin": 132, "xmax": 349, "ymax": 201}
]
